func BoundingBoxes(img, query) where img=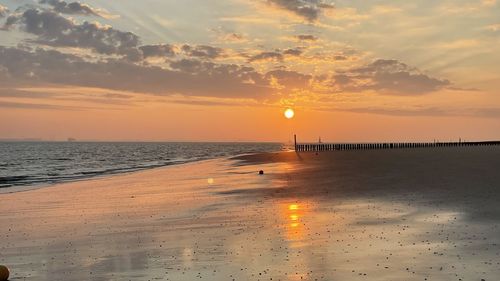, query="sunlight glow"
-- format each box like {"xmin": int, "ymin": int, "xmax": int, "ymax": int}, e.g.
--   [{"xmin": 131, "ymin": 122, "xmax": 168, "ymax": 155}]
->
[{"xmin": 284, "ymin": 108, "xmax": 295, "ymax": 119}]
